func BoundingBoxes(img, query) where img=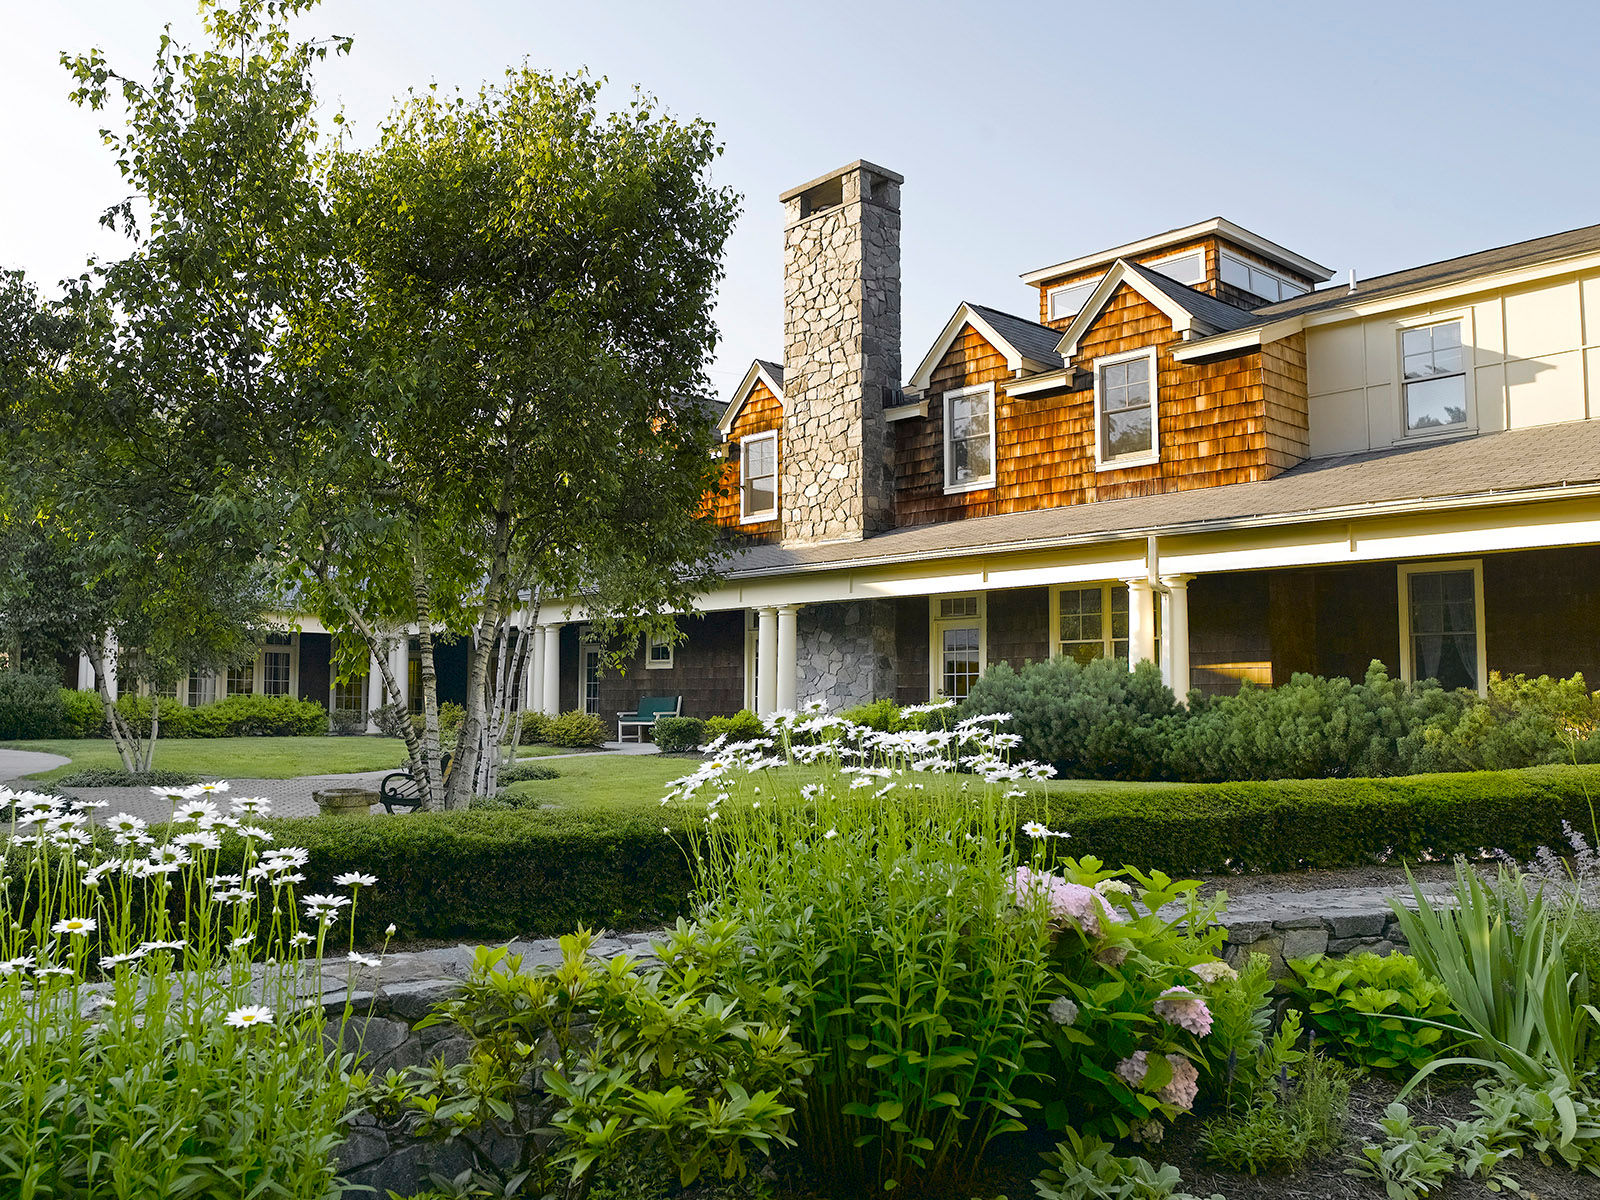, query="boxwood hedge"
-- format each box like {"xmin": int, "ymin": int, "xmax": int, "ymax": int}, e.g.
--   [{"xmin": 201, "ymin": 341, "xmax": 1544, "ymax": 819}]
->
[{"xmin": 210, "ymin": 765, "xmax": 1600, "ymax": 944}]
